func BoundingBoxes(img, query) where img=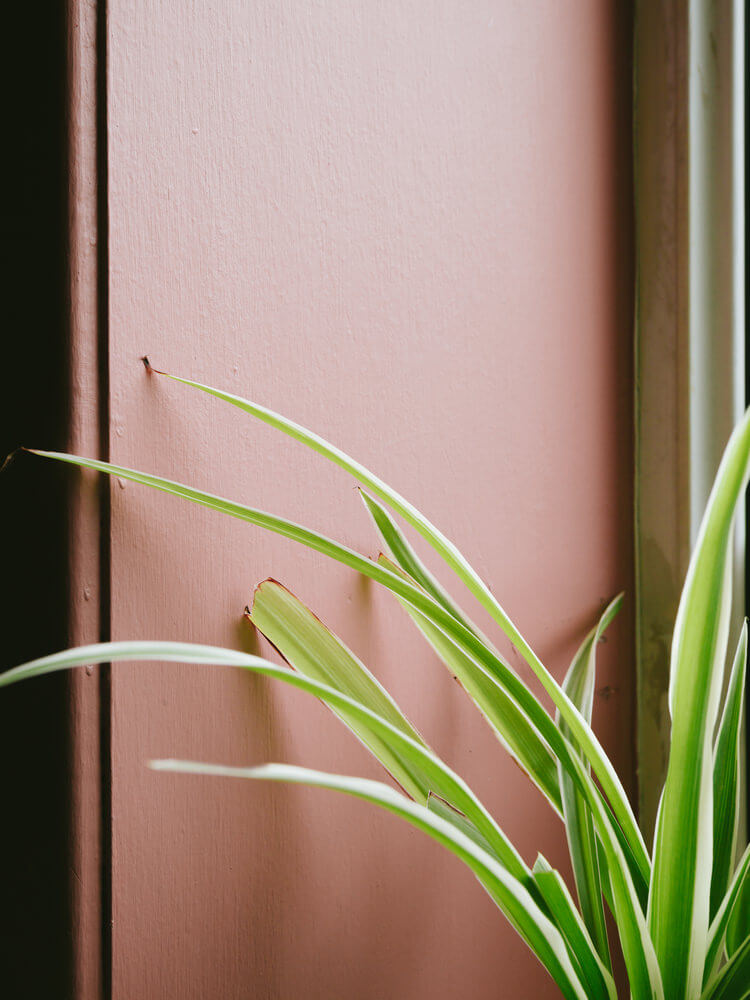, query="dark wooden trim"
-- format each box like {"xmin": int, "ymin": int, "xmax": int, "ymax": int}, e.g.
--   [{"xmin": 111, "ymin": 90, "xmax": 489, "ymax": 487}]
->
[
  {"xmin": 66, "ymin": 0, "xmax": 110, "ymax": 997},
  {"xmin": 0, "ymin": 3, "xmax": 109, "ymax": 997}
]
